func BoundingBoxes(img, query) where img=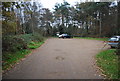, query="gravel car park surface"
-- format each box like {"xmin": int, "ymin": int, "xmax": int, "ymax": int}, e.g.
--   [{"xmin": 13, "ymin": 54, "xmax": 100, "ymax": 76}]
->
[{"xmin": 3, "ymin": 38, "xmax": 109, "ymax": 79}]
